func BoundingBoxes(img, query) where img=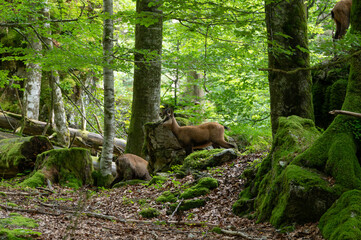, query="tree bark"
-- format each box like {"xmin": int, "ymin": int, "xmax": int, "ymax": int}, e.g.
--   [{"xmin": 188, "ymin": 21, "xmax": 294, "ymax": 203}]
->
[
  {"xmin": 126, "ymin": 0, "xmax": 163, "ymax": 156},
  {"xmin": 265, "ymin": 0, "xmax": 314, "ymax": 135},
  {"xmin": 99, "ymin": 0, "xmax": 115, "ymax": 183},
  {"xmin": 43, "ymin": 0, "xmax": 70, "ymax": 146},
  {"xmin": 23, "ymin": 28, "xmax": 42, "ymax": 120}
]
